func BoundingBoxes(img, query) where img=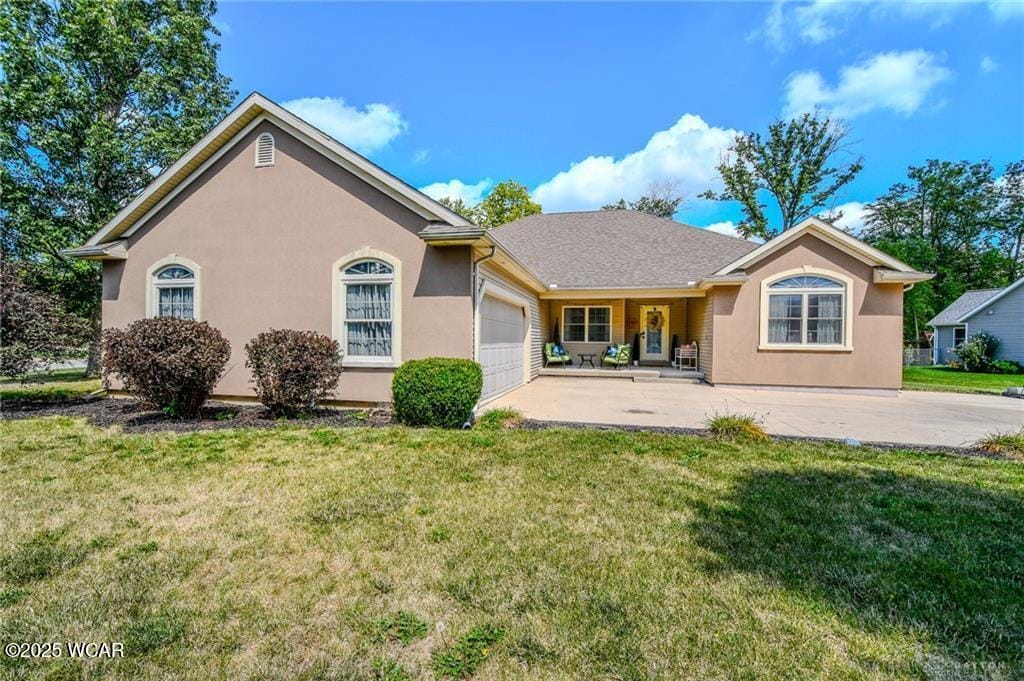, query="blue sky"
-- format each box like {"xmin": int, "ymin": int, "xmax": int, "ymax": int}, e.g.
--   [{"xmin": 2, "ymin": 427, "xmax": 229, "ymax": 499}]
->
[{"xmin": 215, "ymin": 1, "xmax": 1024, "ymax": 236}]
